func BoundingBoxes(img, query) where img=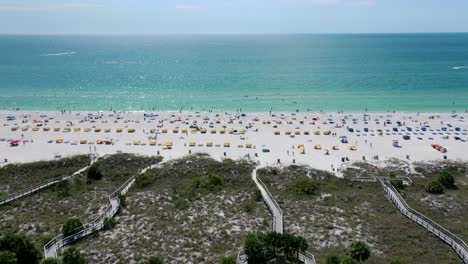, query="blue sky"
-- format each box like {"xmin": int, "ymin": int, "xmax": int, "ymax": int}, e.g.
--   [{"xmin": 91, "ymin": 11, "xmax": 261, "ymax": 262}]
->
[{"xmin": 1, "ymin": 0, "xmax": 467, "ymax": 34}]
